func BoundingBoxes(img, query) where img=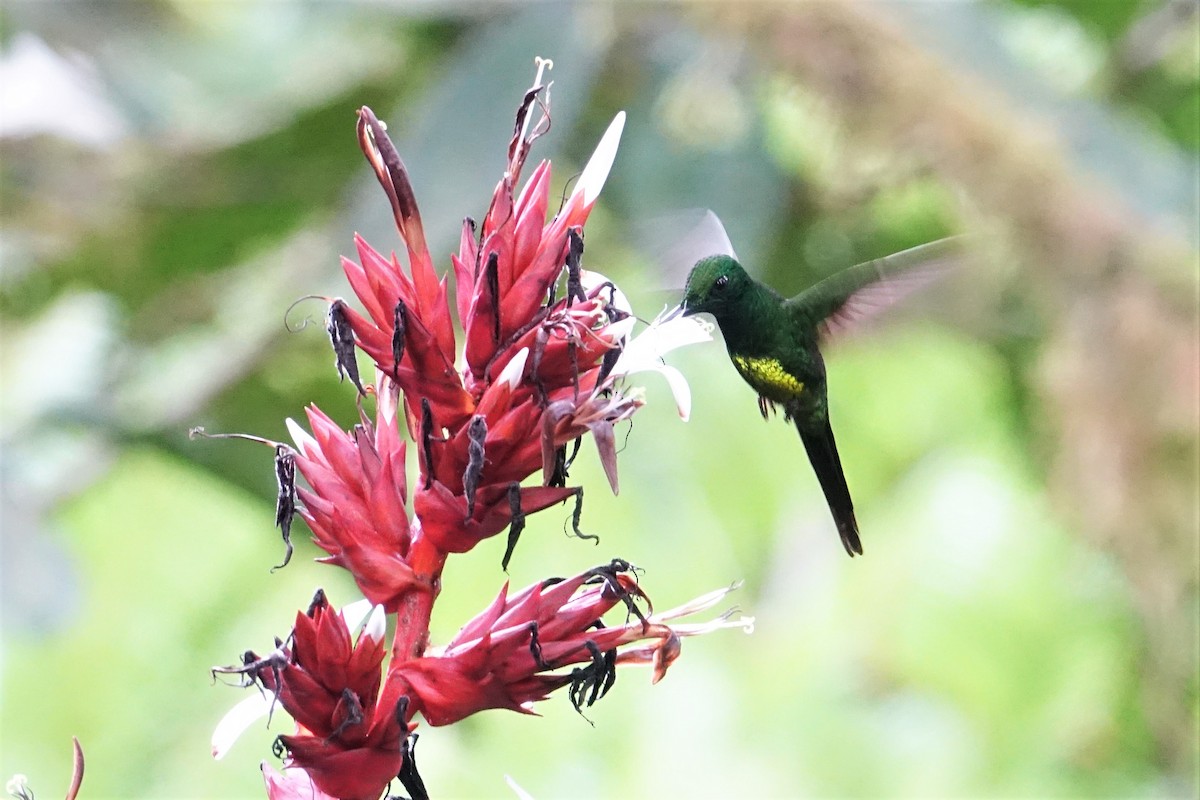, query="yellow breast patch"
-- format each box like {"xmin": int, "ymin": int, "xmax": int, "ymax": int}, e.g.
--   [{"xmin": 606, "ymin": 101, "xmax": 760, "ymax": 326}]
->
[{"xmin": 731, "ymin": 355, "xmax": 805, "ymax": 398}]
